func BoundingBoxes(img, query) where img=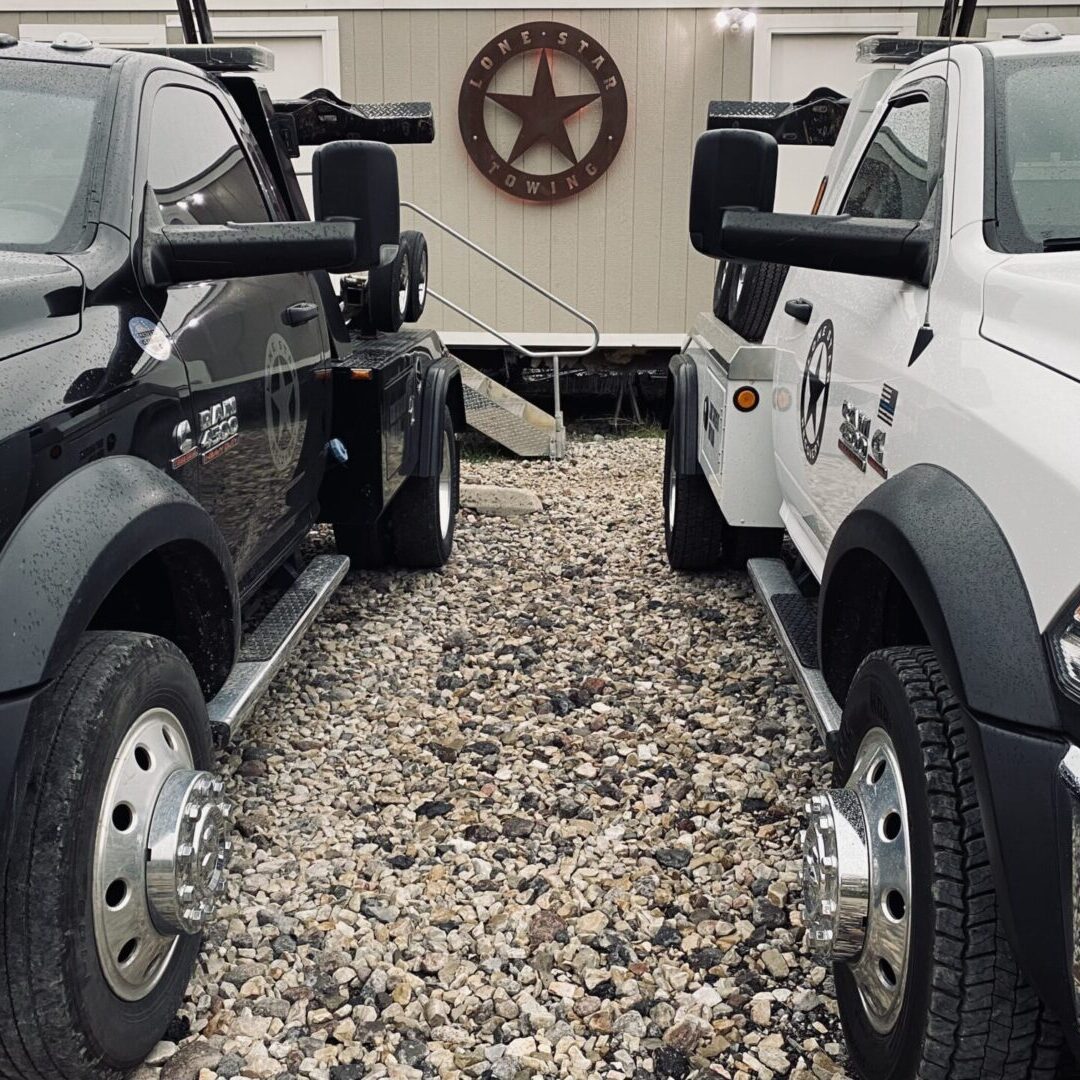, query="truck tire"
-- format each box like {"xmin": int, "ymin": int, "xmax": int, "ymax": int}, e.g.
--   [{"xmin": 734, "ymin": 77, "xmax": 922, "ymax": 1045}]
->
[
  {"xmin": 401, "ymin": 230, "xmax": 428, "ymax": 323},
  {"xmin": 0, "ymin": 632, "xmax": 219, "ymax": 1080},
  {"xmin": 367, "ymin": 242, "xmax": 408, "ymax": 333},
  {"xmin": 713, "ymin": 259, "xmax": 789, "ymax": 343},
  {"xmin": 663, "ymin": 416, "xmax": 725, "ymax": 570},
  {"xmin": 390, "ymin": 404, "xmax": 458, "ymax": 568},
  {"xmin": 663, "ymin": 415, "xmax": 780, "ymax": 570},
  {"xmin": 333, "ymin": 518, "xmax": 392, "ymax": 570},
  {"xmin": 826, "ymin": 647, "xmax": 1064, "ymax": 1080}
]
